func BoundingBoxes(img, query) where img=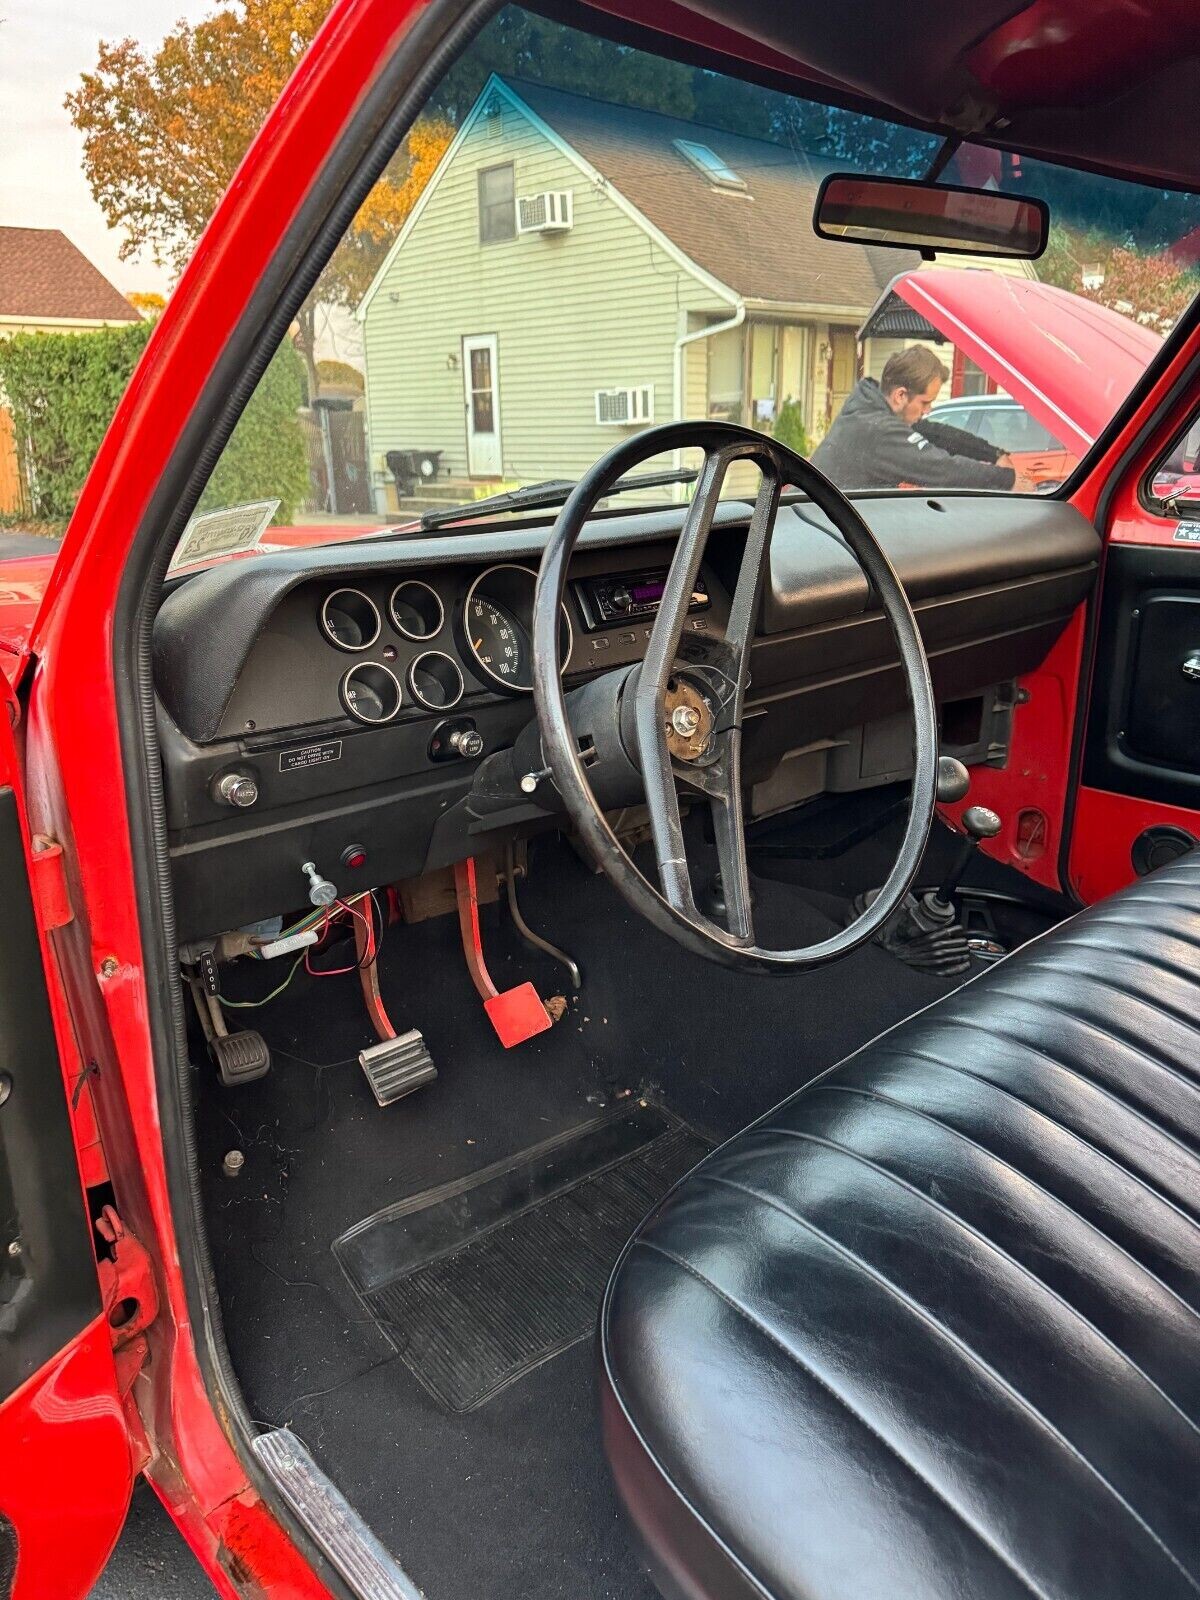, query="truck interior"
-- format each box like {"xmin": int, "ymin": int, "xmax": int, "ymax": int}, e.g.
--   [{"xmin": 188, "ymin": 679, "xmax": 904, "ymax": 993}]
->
[{"xmin": 130, "ymin": 3, "xmax": 1200, "ymax": 1597}]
